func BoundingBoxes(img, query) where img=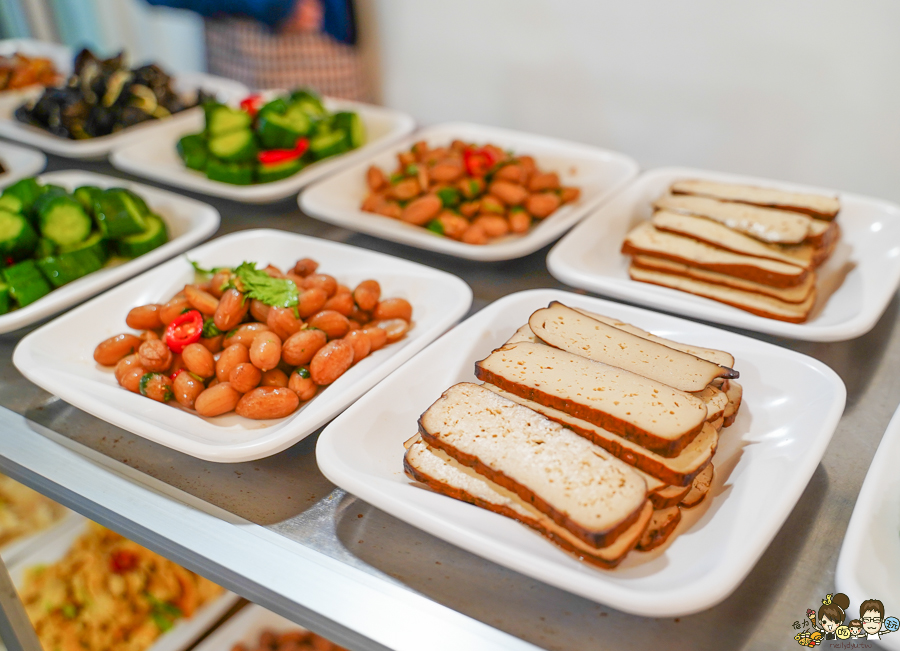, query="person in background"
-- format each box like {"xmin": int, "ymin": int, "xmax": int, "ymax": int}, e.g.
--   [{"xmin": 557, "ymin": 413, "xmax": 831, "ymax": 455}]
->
[{"xmin": 144, "ymin": 0, "xmax": 367, "ymax": 100}]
